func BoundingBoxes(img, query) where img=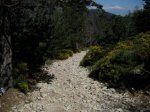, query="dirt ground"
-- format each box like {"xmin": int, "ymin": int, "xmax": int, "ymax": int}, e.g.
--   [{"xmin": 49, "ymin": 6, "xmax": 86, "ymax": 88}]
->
[{"xmin": 0, "ymin": 88, "xmax": 28, "ymax": 112}]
